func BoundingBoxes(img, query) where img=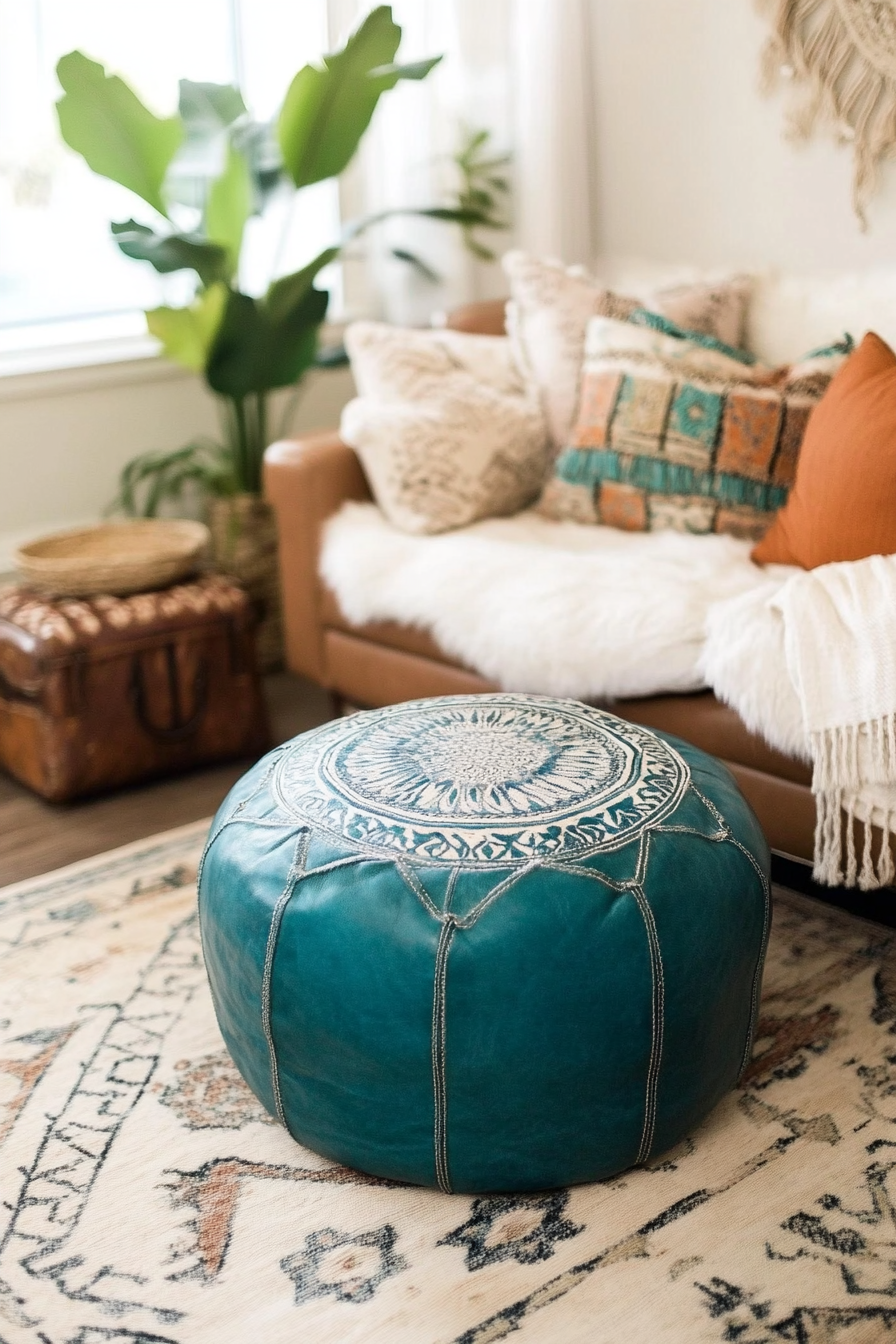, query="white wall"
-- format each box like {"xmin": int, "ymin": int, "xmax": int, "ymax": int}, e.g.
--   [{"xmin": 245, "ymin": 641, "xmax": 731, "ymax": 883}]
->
[
  {"xmin": 589, "ymin": 0, "xmax": 896, "ymax": 273},
  {"xmin": 0, "ymin": 357, "xmax": 354, "ymax": 571}
]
